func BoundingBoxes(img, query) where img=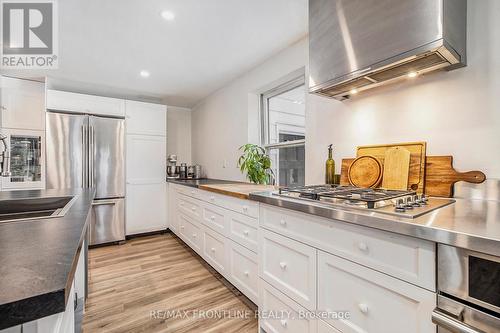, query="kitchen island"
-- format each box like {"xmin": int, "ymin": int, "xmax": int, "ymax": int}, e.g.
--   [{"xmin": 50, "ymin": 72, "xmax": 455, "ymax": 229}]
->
[{"xmin": 0, "ymin": 188, "xmax": 95, "ymax": 331}]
